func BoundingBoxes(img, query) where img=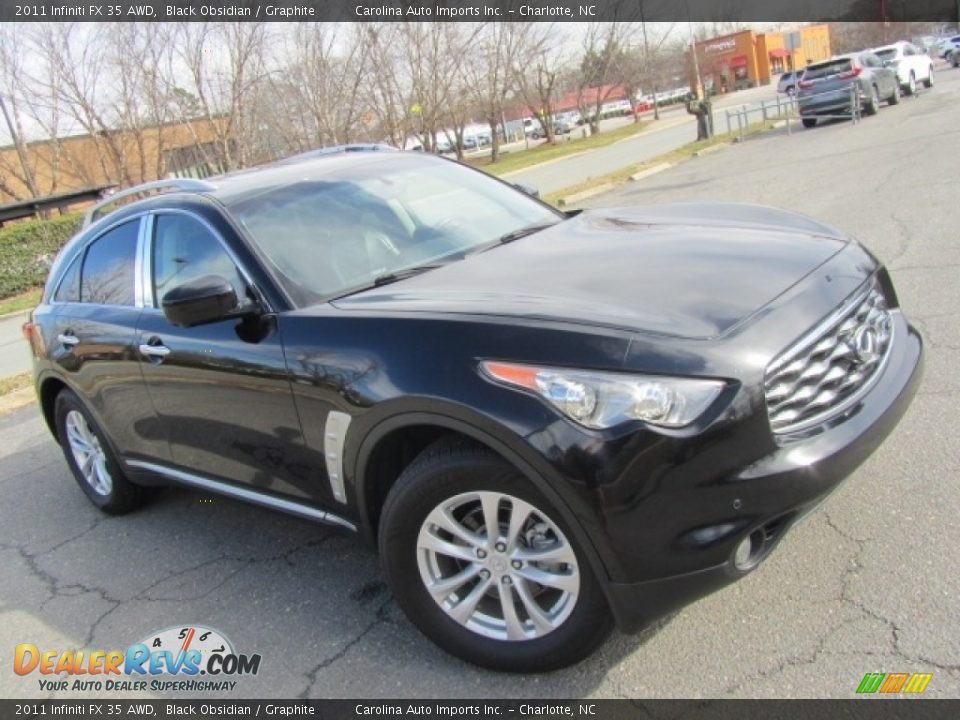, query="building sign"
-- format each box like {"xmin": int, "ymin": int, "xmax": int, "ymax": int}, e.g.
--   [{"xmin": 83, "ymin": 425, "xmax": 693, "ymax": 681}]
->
[{"xmin": 704, "ymin": 39, "xmax": 737, "ymax": 54}]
